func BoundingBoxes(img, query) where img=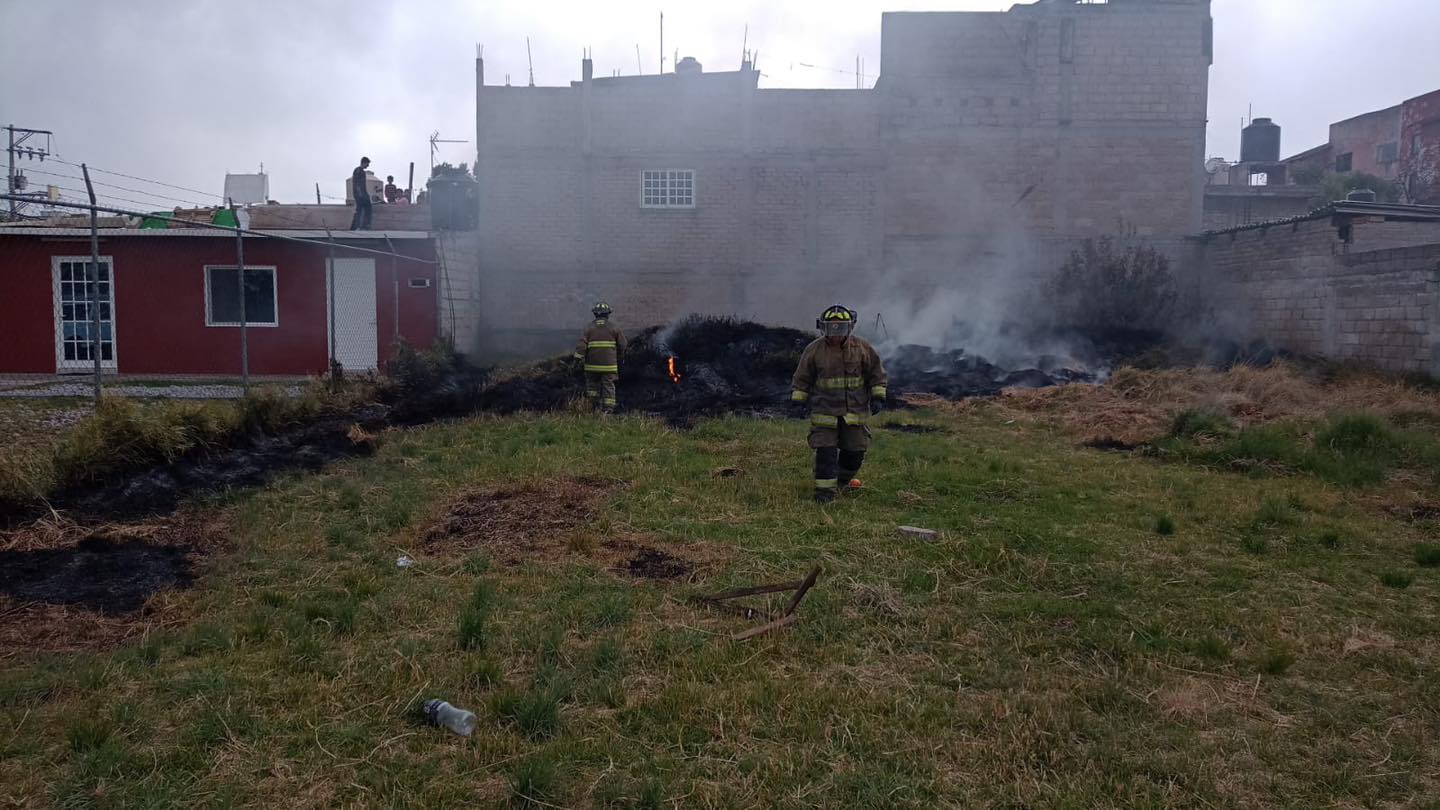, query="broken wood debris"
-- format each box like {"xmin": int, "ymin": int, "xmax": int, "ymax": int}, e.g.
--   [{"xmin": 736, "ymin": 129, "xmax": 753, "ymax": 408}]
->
[
  {"xmin": 690, "ymin": 565, "xmax": 821, "ymax": 641},
  {"xmin": 896, "ymin": 525, "xmax": 939, "ymax": 541}
]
